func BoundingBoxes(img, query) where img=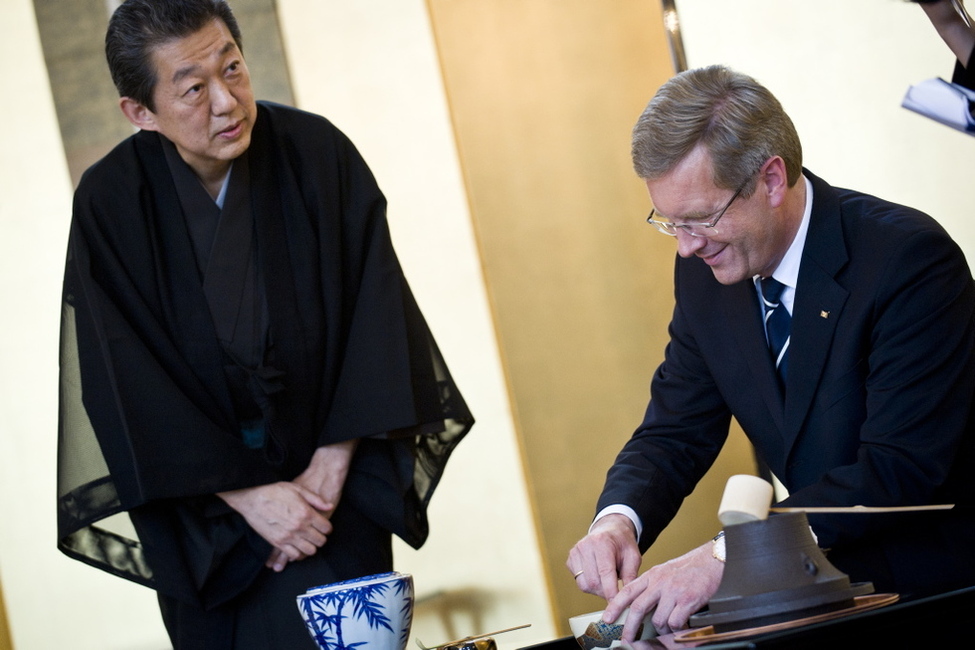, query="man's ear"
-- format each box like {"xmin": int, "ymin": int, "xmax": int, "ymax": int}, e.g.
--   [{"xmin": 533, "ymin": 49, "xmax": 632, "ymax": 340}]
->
[
  {"xmin": 119, "ymin": 97, "xmax": 159, "ymax": 132},
  {"xmin": 761, "ymin": 155, "xmax": 789, "ymax": 209}
]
